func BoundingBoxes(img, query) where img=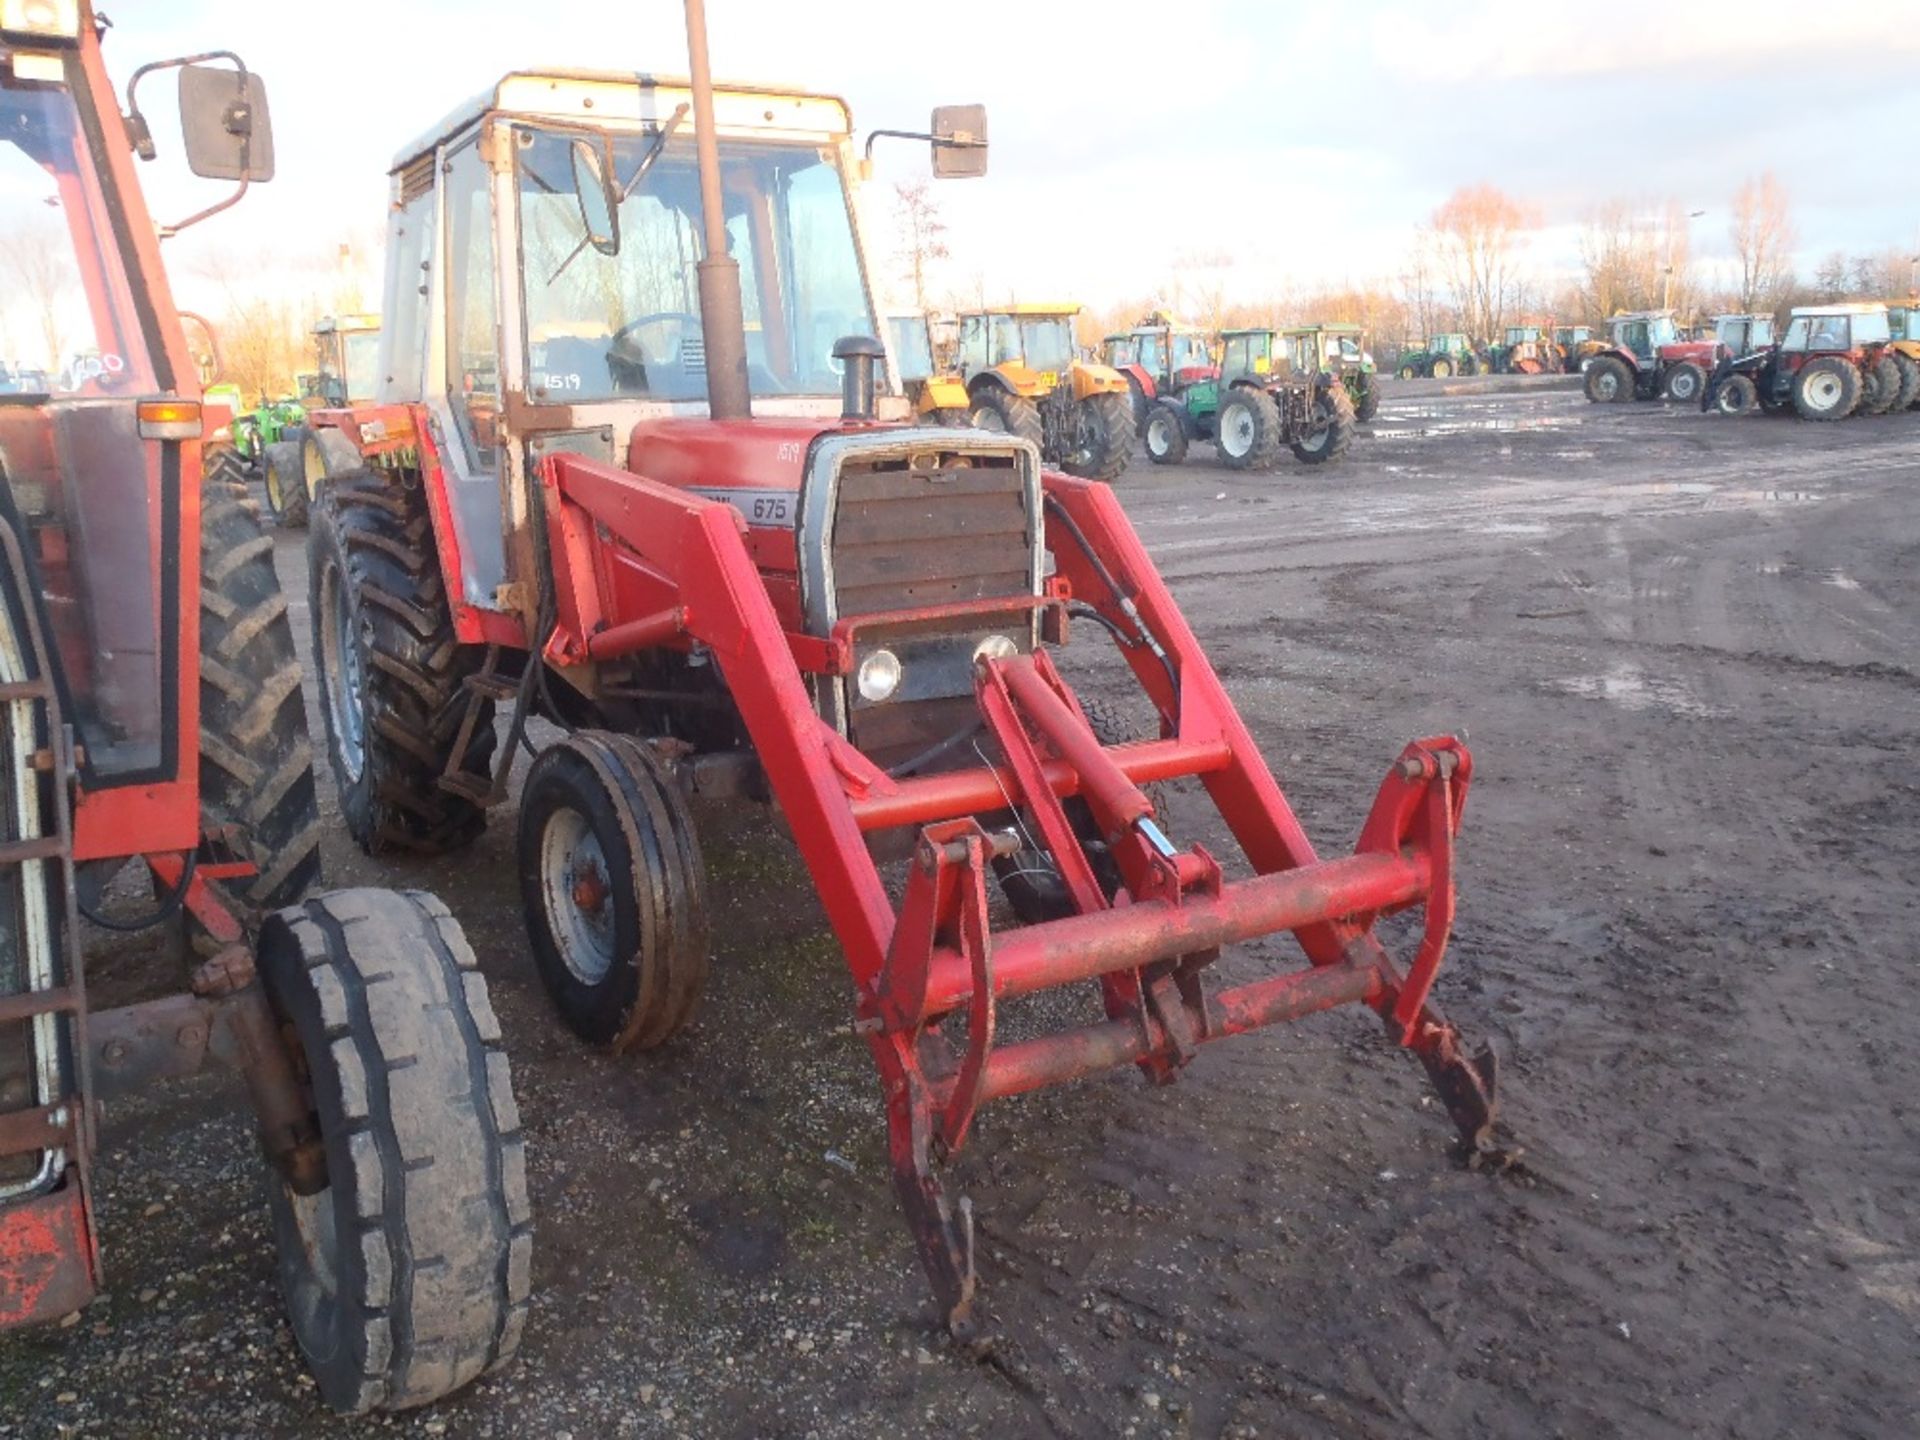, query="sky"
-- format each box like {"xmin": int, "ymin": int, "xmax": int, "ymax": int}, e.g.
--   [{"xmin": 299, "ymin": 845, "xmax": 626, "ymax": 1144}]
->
[{"xmin": 72, "ymin": 0, "xmax": 1920, "ymax": 321}]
